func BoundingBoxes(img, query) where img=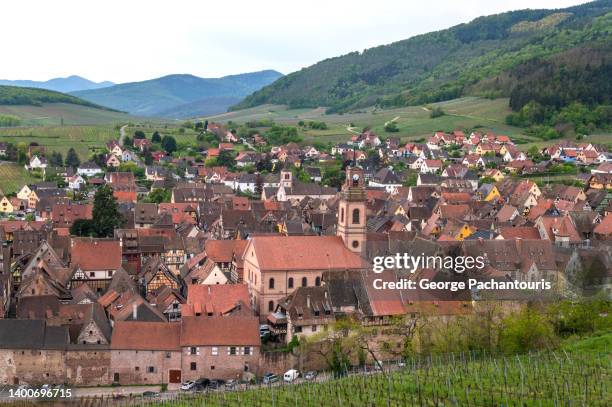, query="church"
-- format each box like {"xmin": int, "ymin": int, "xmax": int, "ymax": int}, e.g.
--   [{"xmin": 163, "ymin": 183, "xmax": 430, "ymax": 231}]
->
[{"xmin": 243, "ymin": 166, "xmax": 369, "ymax": 319}]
